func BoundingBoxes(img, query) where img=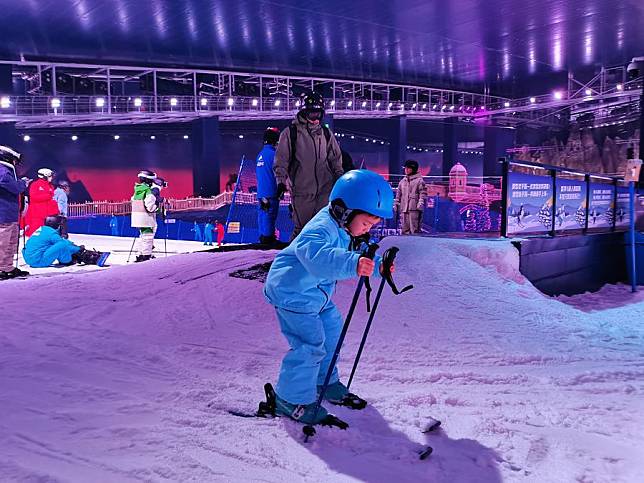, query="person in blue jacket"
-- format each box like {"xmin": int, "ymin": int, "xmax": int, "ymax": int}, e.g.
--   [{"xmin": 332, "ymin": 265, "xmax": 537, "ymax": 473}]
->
[
  {"xmin": 192, "ymin": 221, "xmax": 203, "ymax": 241},
  {"xmin": 0, "ymin": 145, "xmax": 29, "ymax": 280},
  {"xmin": 264, "ymin": 170, "xmax": 394, "ymax": 425},
  {"xmin": 203, "ymin": 220, "xmax": 214, "ymax": 245},
  {"xmin": 256, "ymin": 127, "xmax": 280, "ymax": 245},
  {"xmin": 109, "ymin": 215, "xmax": 119, "ymax": 236},
  {"xmin": 23, "ymin": 215, "xmax": 105, "ymax": 268}
]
